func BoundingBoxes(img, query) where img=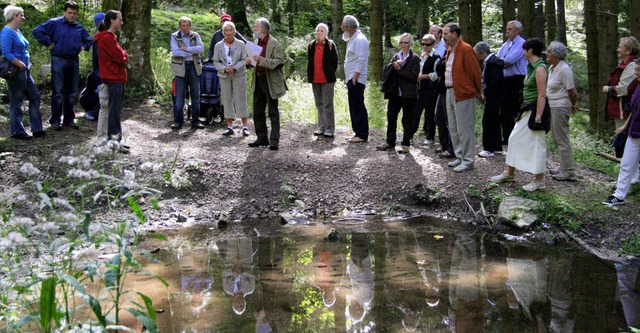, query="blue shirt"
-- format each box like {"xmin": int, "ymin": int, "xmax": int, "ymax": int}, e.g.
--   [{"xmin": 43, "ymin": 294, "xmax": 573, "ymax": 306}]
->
[
  {"xmin": 170, "ymin": 30, "xmax": 204, "ymax": 62},
  {"xmin": 496, "ymin": 34, "xmax": 527, "ymax": 78},
  {"xmin": 434, "ymin": 39, "xmax": 446, "ymax": 58},
  {"xmin": 1, "ymin": 26, "xmax": 29, "ymax": 65},
  {"xmin": 32, "ymin": 16, "xmax": 92, "ymax": 57}
]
